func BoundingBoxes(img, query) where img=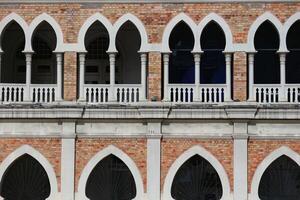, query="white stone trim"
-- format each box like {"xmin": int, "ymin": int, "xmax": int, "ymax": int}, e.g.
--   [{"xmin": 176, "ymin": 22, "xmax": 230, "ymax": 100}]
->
[
  {"xmin": 113, "ymin": 13, "xmax": 149, "ymax": 52},
  {"xmin": 249, "ymin": 146, "xmax": 300, "ymax": 200},
  {"xmin": 77, "ymin": 13, "xmax": 114, "ymax": 52},
  {"xmin": 247, "ymin": 12, "xmax": 284, "ymax": 52},
  {"xmin": 0, "ymin": 145, "xmax": 59, "ymax": 200},
  {"xmin": 283, "ymin": 12, "xmax": 300, "ymax": 51},
  {"xmin": 198, "ymin": 13, "xmax": 234, "ymax": 52},
  {"xmin": 162, "ymin": 145, "xmax": 231, "ymax": 200},
  {"xmin": 0, "ymin": 12, "xmax": 29, "ymax": 51},
  {"xmin": 161, "ymin": 13, "xmax": 198, "ymax": 52},
  {"xmin": 77, "ymin": 145, "xmax": 145, "ymax": 200},
  {"xmin": 27, "ymin": 13, "xmax": 64, "ymax": 52}
]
